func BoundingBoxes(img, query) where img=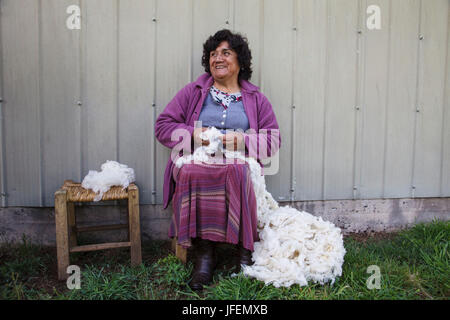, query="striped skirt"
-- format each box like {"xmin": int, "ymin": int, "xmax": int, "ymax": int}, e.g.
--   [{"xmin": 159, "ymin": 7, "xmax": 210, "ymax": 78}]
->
[{"xmin": 169, "ymin": 160, "xmax": 259, "ymax": 252}]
